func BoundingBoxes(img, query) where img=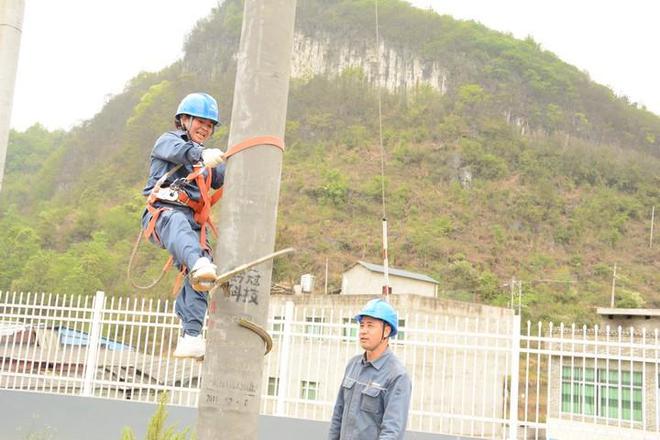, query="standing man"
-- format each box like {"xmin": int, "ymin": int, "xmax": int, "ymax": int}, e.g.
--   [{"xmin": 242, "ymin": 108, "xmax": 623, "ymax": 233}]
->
[{"xmin": 329, "ymin": 298, "xmax": 412, "ymax": 440}]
